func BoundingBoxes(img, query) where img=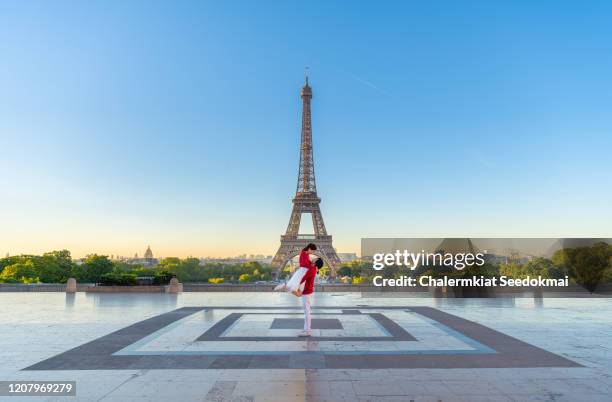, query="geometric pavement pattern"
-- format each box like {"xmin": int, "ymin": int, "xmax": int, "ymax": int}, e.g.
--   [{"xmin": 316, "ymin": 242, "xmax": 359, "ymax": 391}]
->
[{"xmin": 24, "ymin": 306, "xmax": 580, "ymax": 370}]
